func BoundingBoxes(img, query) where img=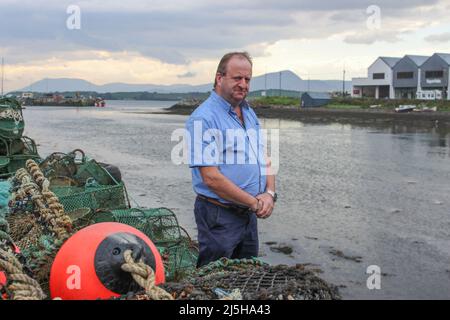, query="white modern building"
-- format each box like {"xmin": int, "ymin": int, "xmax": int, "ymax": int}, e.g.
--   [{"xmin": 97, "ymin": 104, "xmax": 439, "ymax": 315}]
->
[
  {"xmin": 352, "ymin": 57, "xmax": 400, "ymax": 99},
  {"xmin": 352, "ymin": 53, "xmax": 450, "ymax": 100}
]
